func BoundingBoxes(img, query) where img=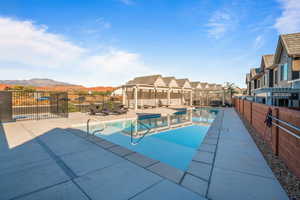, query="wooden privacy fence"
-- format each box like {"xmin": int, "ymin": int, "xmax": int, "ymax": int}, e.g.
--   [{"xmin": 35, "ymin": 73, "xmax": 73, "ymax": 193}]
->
[{"xmin": 234, "ymin": 98, "xmax": 300, "ymax": 178}]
